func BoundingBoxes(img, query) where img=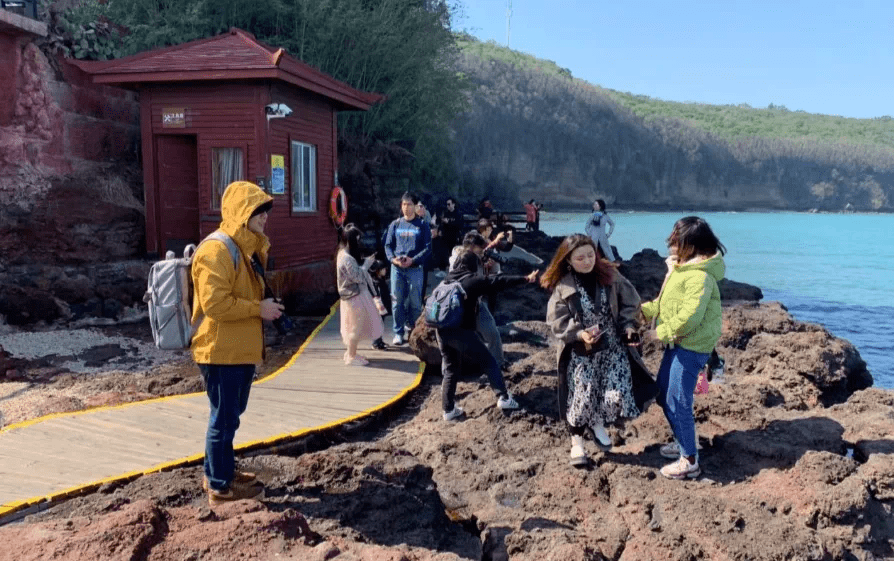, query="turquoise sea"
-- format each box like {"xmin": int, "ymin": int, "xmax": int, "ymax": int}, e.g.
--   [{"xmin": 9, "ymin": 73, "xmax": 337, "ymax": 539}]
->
[{"xmin": 539, "ymin": 211, "xmax": 893, "ymax": 389}]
